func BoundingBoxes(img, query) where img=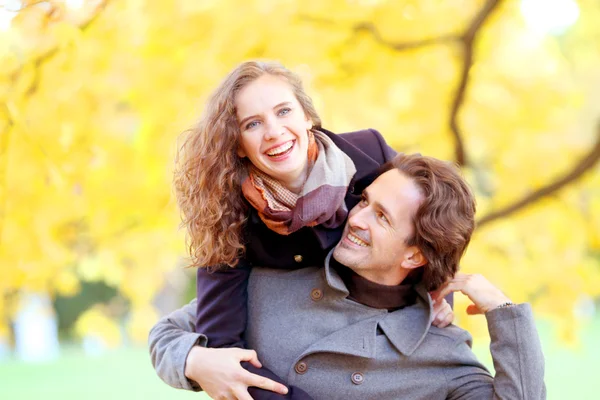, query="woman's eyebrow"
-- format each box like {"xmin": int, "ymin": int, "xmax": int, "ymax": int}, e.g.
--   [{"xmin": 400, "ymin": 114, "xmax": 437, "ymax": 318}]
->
[{"xmin": 238, "ymin": 102, "xmax": 293, "ymax": 127}]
